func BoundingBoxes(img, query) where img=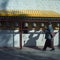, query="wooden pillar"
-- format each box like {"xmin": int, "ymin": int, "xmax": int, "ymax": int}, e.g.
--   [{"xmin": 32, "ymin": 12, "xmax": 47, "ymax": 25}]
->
[
  {"xmin": 19, "ymin": 21, "xmax": 22, "ymax": 49},
  {"xmin": 59, "ymin": 24, "xmax": 60, "ymax": 47}
]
